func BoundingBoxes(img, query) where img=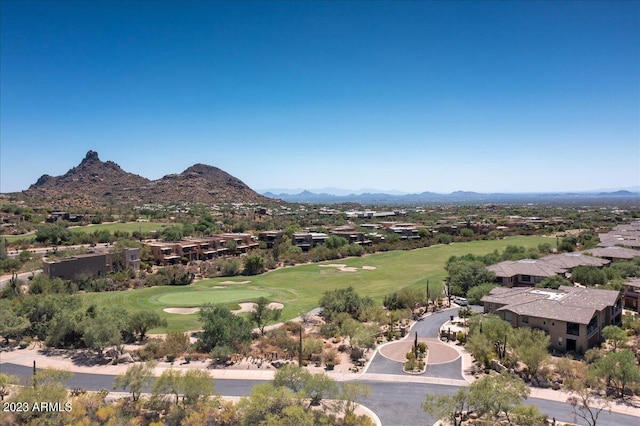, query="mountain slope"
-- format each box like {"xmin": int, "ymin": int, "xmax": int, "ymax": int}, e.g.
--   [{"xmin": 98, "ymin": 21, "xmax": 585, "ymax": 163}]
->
[{"xmin": 19, "ymin": 151, "xmax": 272, "ymax": 208}]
